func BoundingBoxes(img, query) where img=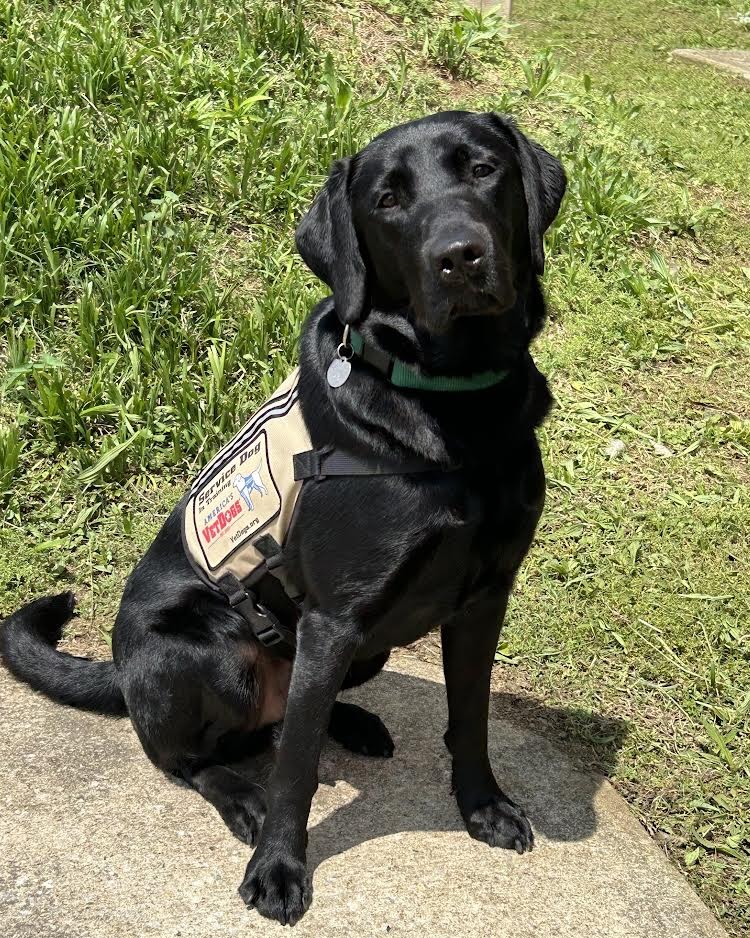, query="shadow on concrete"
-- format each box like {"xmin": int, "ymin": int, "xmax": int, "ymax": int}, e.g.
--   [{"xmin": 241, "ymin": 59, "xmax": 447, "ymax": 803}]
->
[
  {"xmin": 300, "ymin": 667, "xmax": 629, "ymax": 874},
  {"xmin": 489, "ymin": 690, "xmax": 629, "ymax": 779},
  {"xmin": 161, "ymin": 664, "xmax": 629, "ymax": 870}
]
